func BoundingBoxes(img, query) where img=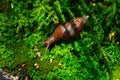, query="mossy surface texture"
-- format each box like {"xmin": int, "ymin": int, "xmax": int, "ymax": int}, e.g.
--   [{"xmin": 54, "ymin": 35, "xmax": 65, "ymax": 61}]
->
[{"xmin": 0, "ymin": 0, "xmax": 120, "ymax": 80}]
